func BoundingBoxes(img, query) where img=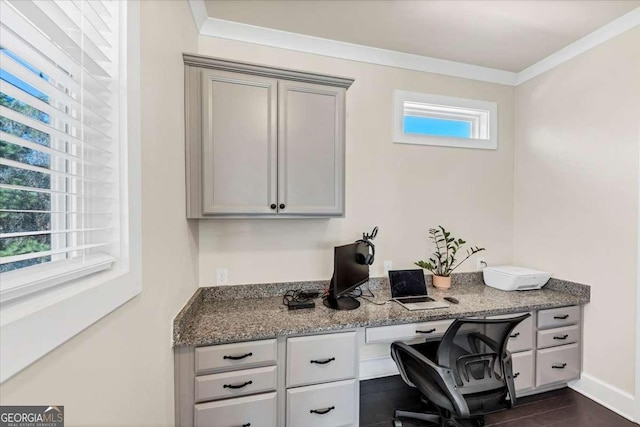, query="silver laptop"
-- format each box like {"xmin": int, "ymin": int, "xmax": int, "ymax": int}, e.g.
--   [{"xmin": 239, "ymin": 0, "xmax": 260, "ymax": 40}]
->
[{"xmin": 389, "ymin": 269, "xmax": 449, "ymax": 311}]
